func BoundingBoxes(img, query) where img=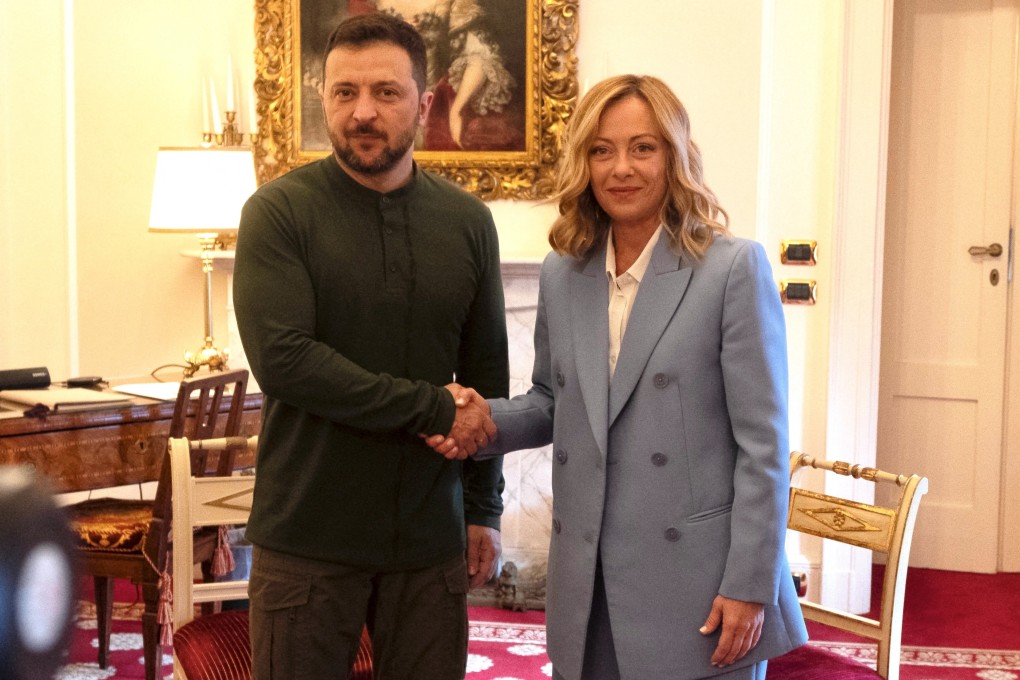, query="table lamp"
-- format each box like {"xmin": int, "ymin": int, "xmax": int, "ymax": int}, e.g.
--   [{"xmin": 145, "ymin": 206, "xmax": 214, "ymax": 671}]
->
[{"xmin": 148, "ymin": 147, "xmax": 257, "ymax": 377}]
